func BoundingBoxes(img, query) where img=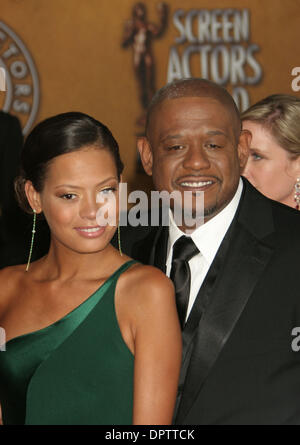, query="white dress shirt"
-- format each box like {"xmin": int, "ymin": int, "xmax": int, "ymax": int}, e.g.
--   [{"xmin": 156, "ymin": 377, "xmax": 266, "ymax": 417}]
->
[{"xmin": 166, "ymin": 178, "xmax": 243, "ymax": 321}]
